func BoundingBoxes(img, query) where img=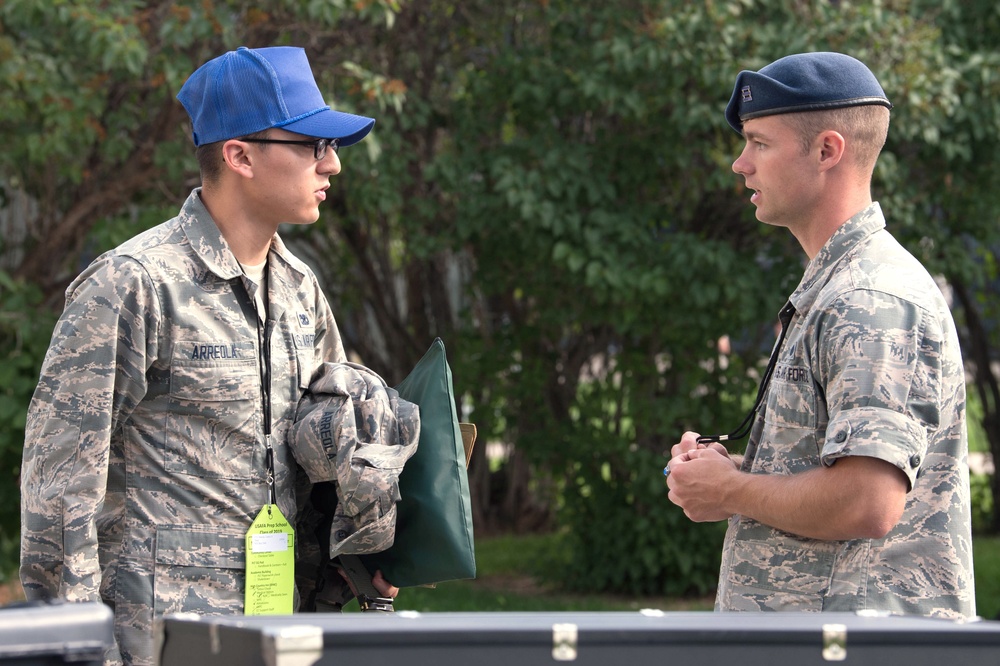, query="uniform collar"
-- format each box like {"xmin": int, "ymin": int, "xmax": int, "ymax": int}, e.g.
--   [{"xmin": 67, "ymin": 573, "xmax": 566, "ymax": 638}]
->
[
  {"xmin": 789, "ymin": 202, "xmax": 886, "ymax": 313},
  {"xmin": 179, "ymin": 188, "xmax": 312, "ymax": 282}
]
